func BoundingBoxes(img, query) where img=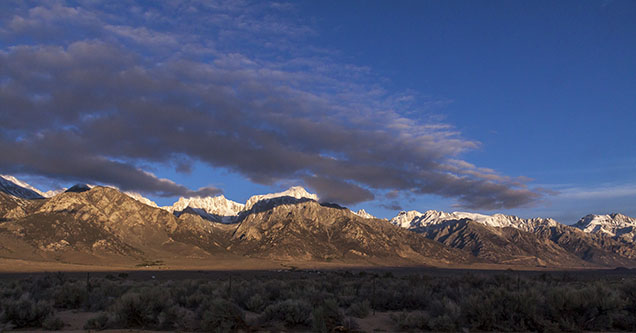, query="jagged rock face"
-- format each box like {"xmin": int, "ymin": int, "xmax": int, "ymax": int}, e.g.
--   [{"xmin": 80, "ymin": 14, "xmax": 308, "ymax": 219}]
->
[
  {"xmin": 163, "ymin": 186, "xmax": 317, "ymax": 223},
  {"xmin": 171, "ymin": 211, "xmax": 237, "ymax": 254},
  {"xmin": 354, "ymin": 209, "xmax": 374, "ymax": 219},
  {"xmin": 407, "ymin": 212, "xmax": 636, "ymax": 267},
  {"xmin": 35, "ymin": 187, "xmax": 180, "ymax": 250},
  {"xmin": 16, "ymin": 186, "xmax": 184, "ymax": 254},
  {"xmin": 64, "ymin": 184, "xmax": 92, "ymax": 193},
  {"xmin": 573, "ymin": 214, "xmax": 636, "ymax": 242},
  {"xmin": 230, "ymin": 201, "xmax": 474, "ymax": 265},
  {"xmin": 2, "ymin": 179, "xmax": 636, "ymax": 269},
  {"xmin": 532, "ymin": 224, "xmax": 636, "ymax": 267},
  {"xmin": 0, "ymin": 191, "xmax": 29, "ymax": 220},
  {"xmin": 0, "ymin": 211, "xmax": 141, "ymax": 259},
  {"xmin": 167, "ymin": 195, "xmax": 244, "ymax": 223},
  {"xmin": 0, "ymin": 186, "xmax": 213, "ymax": 261},
  {"xmin": 0, "ymin": 188, "xmax": 141, "ymax": 260},
  {"xmin": 422, "ymin": 219, "xmax": 588, "ymax": 267},
  {"xmin": 391, "ymin": 210, "xmax": 558, "ymax": 232},
  {"xmin": 0, "ymin": 175, "xmax": 45, "ymax": 199},
  {"xmin": 124, "ymin": 192, "xmax": 159, "ymax": 208},
  {"xmin": 244, "ymin": 186, "xmax": 318, "ymax": 210}
]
